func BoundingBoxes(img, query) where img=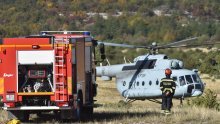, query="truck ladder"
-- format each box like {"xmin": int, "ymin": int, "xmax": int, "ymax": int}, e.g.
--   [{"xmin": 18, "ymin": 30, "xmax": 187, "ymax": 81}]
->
[{"xmin": 54, "ymin": 37, "xmax": 69, "ymax": 102}]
